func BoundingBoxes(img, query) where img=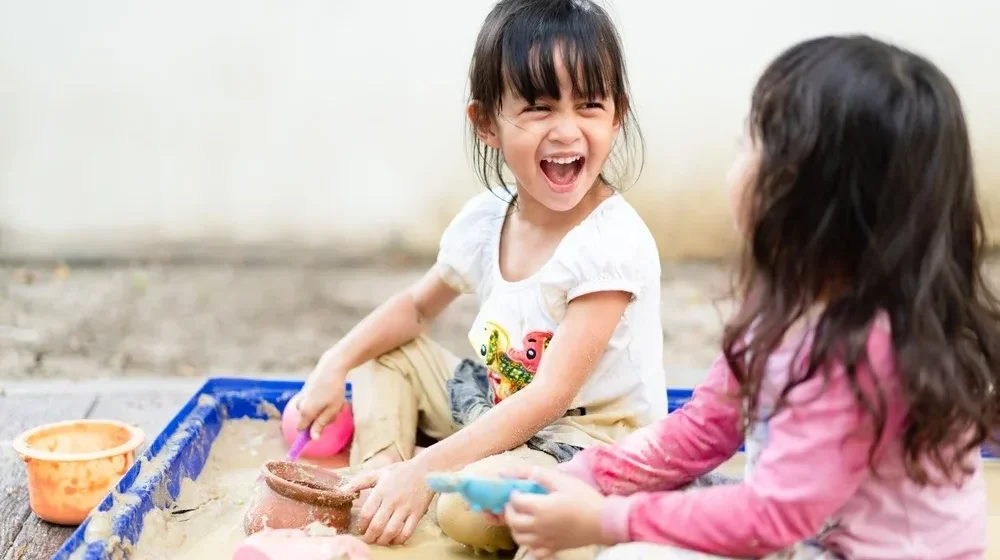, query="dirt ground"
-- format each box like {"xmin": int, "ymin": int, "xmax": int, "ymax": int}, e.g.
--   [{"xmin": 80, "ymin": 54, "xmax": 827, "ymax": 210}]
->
[
  {"xmin": 0, "ymin": 261, "xmax": 736, "ymax": 385},
  {"xmin": 7, "ymin": 257, "xmax": 1000, "ymax": 386}
]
